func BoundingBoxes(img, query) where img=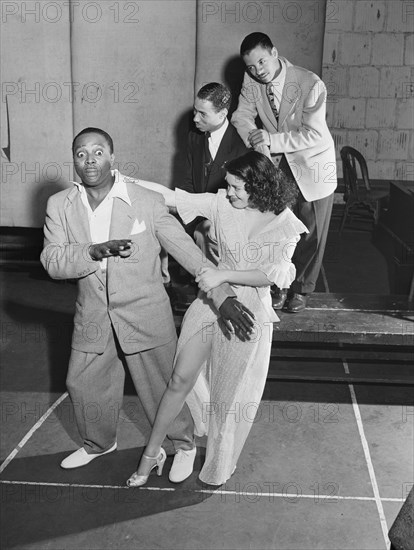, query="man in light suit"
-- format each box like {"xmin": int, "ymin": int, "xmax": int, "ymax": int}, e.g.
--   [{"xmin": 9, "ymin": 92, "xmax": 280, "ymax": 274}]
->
[
  {"xmin": 178, "ymin": 82, "xmax": 247, "ymax": 262},
  {"xmin": 232, "ymin": 32, "xmax": 337, "ymax": 312},
  {"xmin": 41, "ymin": 127, "xmax": 254, "ymax": 480}
]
